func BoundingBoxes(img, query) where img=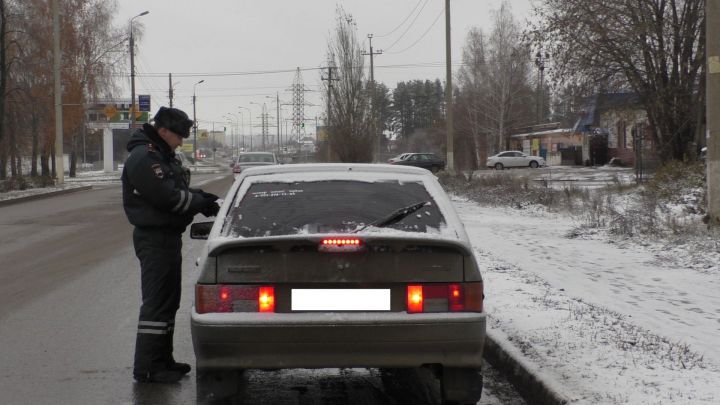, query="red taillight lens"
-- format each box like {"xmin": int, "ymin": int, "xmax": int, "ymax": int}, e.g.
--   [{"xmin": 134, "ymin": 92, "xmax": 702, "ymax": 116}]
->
[
  {"xmin": 195, "ymin": 285, "xmax": 276, "ymax": 314},
  {"xmin": 448, "ymin": 284, "xmax": 464, "ymax": 311},
  {"xmin": 258, "ymin": 286, "xmax": 275, "ymax": 313},
  {"xmin": 319, "ymin": 238, "xmax": 364, "ymax": 252},
  {"xmin": 407, "ymin": 285, "xmax": 424, "ymax": 313},
  {"xmin": 406, "ymin": 283, "xmax": 483, "ymax": 313}
]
